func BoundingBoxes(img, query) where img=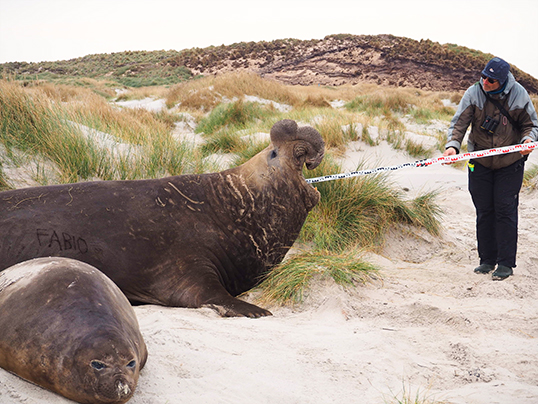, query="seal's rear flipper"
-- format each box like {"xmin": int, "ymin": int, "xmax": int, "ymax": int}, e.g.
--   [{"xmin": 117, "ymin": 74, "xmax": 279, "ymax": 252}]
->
[{"xmin": 203, "ymin": 296, "xmax": 272, "ymax": 318}]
